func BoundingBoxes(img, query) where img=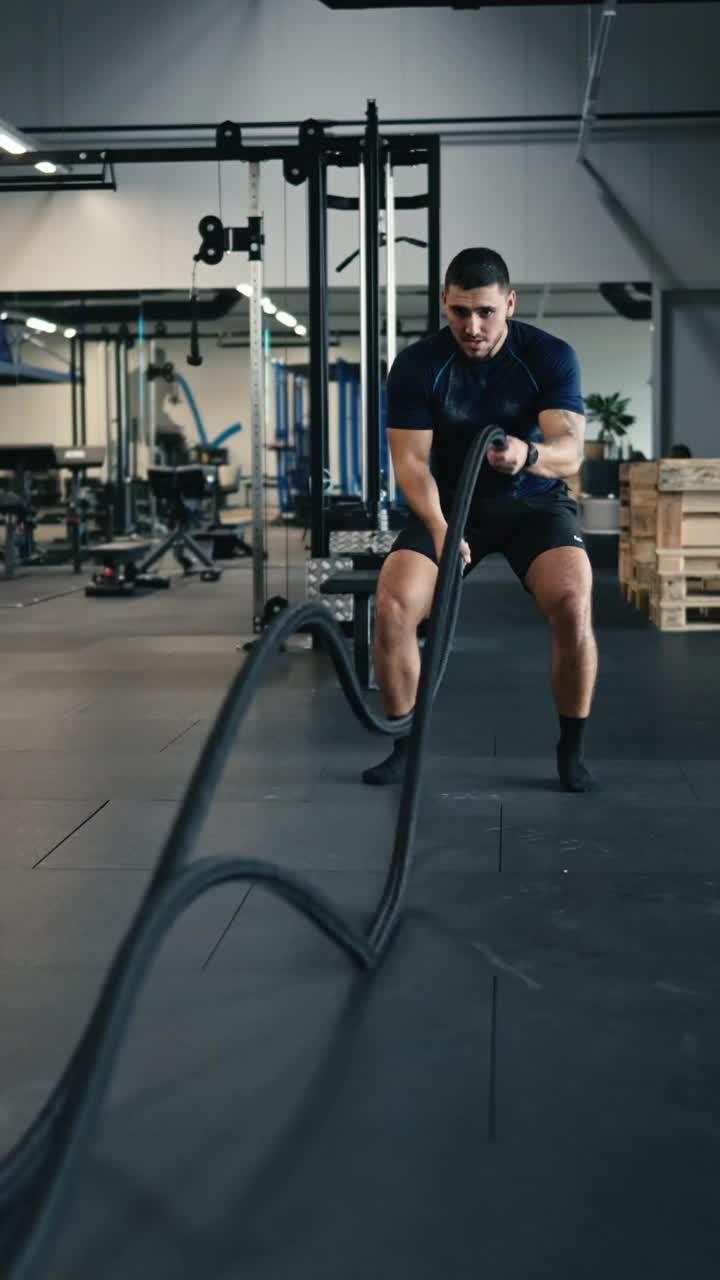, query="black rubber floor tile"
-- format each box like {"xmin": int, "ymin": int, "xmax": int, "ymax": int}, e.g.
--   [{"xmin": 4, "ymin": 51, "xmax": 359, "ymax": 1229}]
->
[
  {"xmin": 42, "ymin": 924, "xmax": 496, "ymax": 1280},
  {"xmin": 500, "ymin": 801, "xmax": 720, "ymax": 871},
  {"xmin": 411, "ymin": 870, "xmax": 720, "ymax": 993},
  {"xmin": 422, "ymin": 755, "xmax": 697, "ymax": 805},
  {"xmin": 0, "ymin": 718, "xmax": 199, "ymax": 753},
  {"xmin": 47, "ymin": 795, "xmax": 405, "ymax": 870},
  {"xmin": 0, "ymin": 798, "xmax": 107, "ymax": 867},
  {"xmin": 0, "ymin": 690, "xmax": 91, "ymax": 717},
  {"xmin": 70, "ymin": 692, "xmax": 226, "ymax": 720},
  {"xmin": 0, "ymin": 868, "xmax": 248, "ymax": 971},
  {"xmin": 0, "ymin": 750, "xmax": 324, "ymax": 801},
  {"xmin": 680, "ymin": 760, "xmax": 720, "ymax": 803}
]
